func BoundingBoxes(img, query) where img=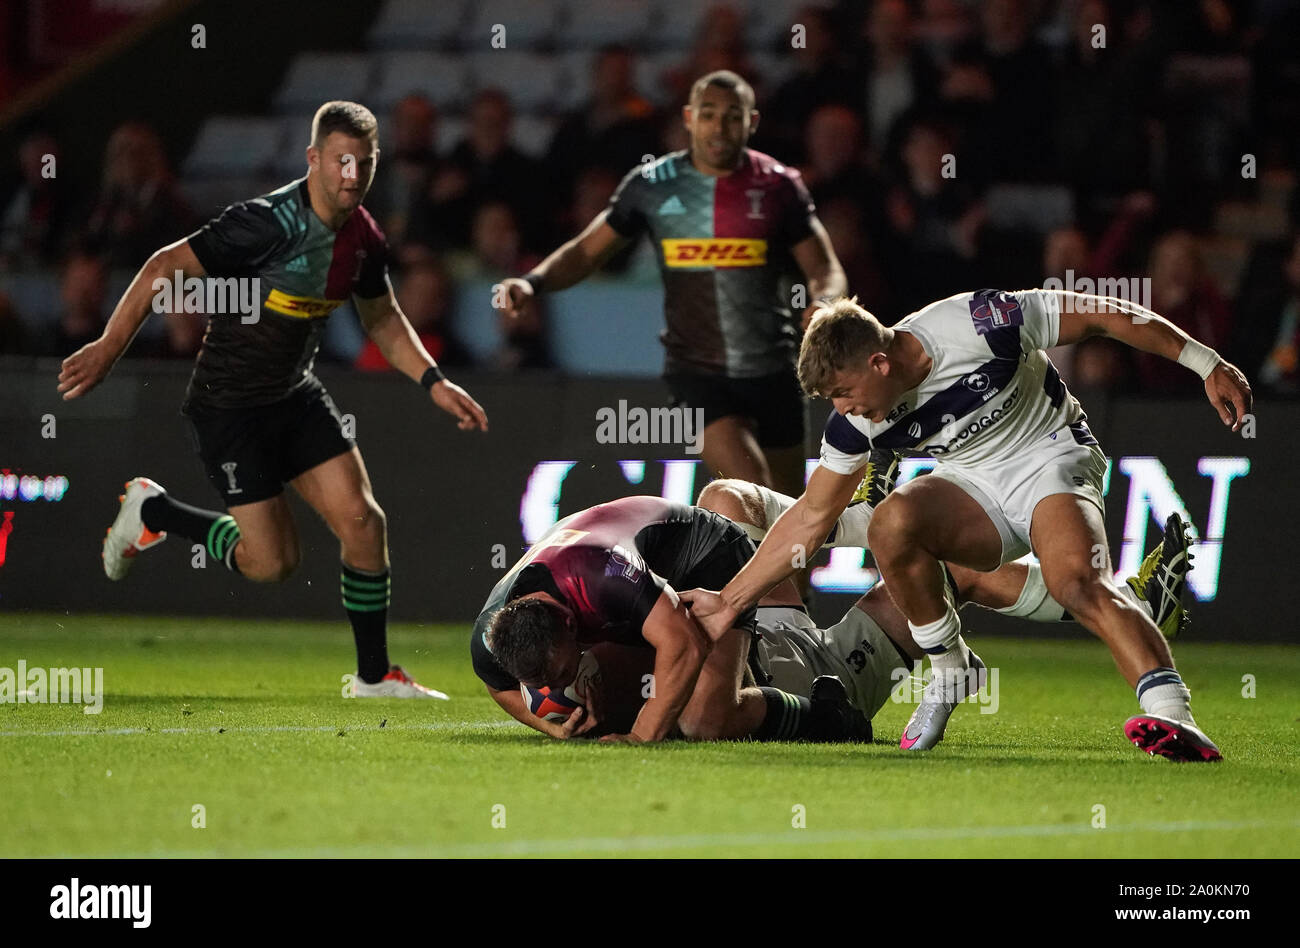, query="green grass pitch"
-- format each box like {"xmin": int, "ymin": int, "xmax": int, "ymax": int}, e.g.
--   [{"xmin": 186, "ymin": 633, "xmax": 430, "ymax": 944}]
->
[{"xmin": 2, "ymin": 613, "xmax": 1296, "ymax": 858}]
